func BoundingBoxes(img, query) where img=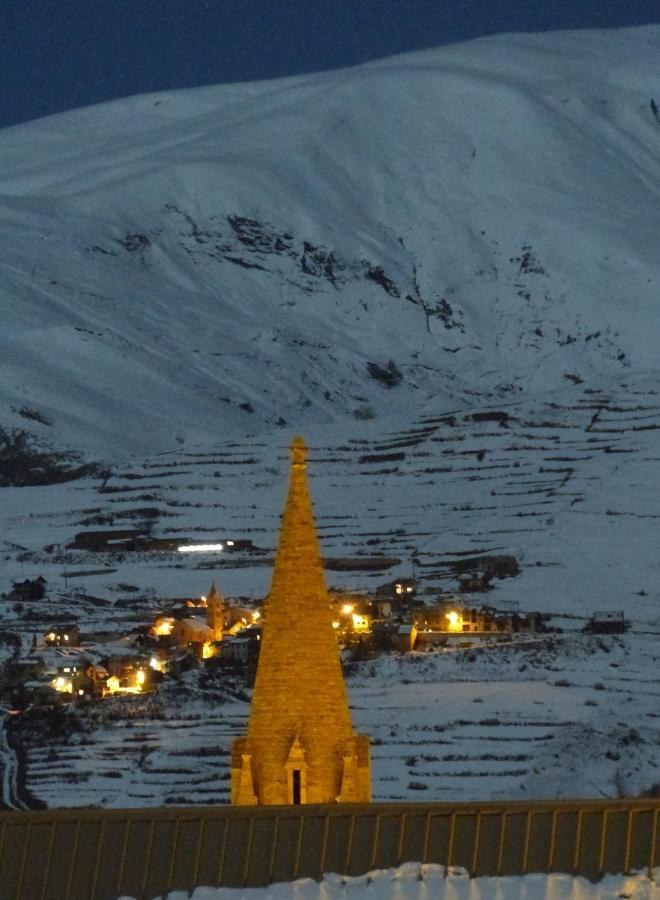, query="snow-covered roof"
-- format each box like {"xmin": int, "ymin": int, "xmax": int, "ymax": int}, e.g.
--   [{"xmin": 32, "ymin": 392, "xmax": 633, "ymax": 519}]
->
[{"xmin": 176, "ymin": 616, "xmax": 210, "ymax": 628}]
